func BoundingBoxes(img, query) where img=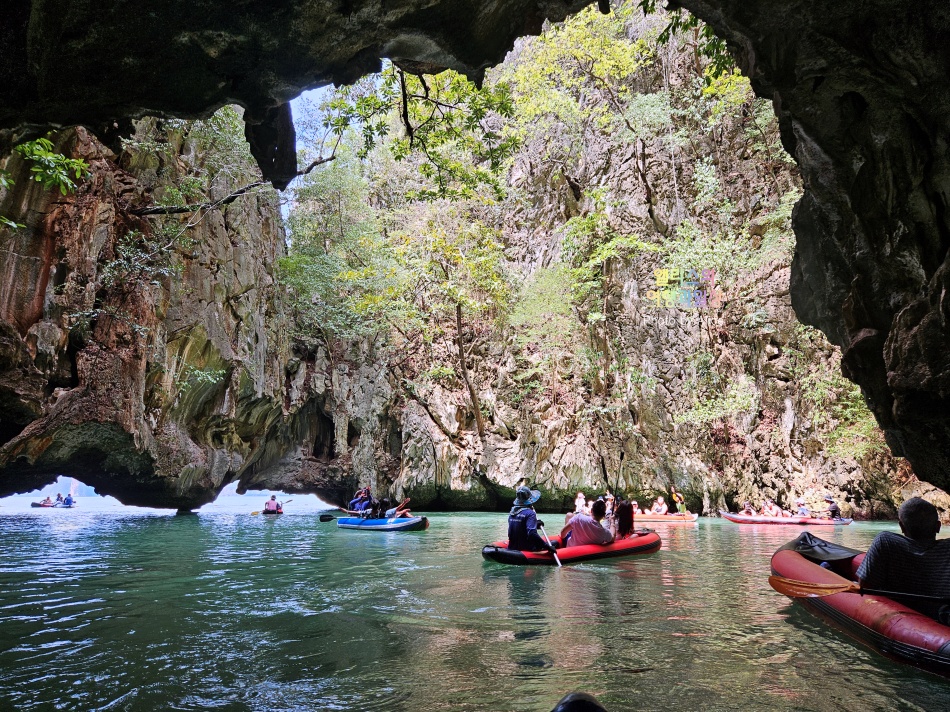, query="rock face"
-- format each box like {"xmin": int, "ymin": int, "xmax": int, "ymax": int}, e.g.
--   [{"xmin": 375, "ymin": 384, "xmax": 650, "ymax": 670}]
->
[
  {"xmin": 674, "ymin": 0, "xmax": 950, "ymax": 491},
  {"xmin": 0, "ymin": 126, "xmax": 335, "ymax": 508}
]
